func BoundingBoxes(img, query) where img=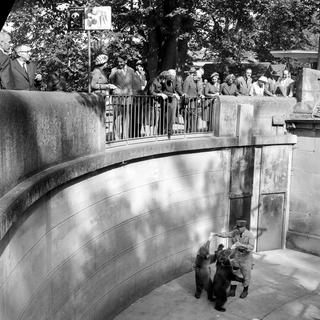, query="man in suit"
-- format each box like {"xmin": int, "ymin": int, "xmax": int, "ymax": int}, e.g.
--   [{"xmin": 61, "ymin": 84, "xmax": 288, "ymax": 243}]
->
[
  {"xmin": 236, "ymin": 68, "xmax": 253, "ymax": 96},
  {"xmin": 7, "ymin": 44, "xmax": 42, "ymax": 90},
  {"xmin": 183, "ymin": 66, "xmax": 204, "ymax": 132},
  {"xmin": 109, "ymin": 55, "xmax": 135, "ymax": 140},
  {"xmin": 0, "ymin": 31, "xmax": 12, "ymax": 89}
]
